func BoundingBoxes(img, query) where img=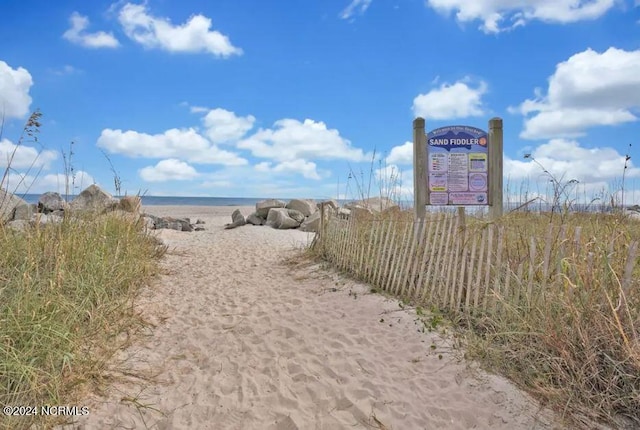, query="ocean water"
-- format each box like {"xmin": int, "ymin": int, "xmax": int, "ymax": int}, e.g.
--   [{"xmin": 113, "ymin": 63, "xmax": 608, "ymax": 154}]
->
[{"xmin": 18, "ymin": 194, "xmax": 293, "ymax": 206}]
